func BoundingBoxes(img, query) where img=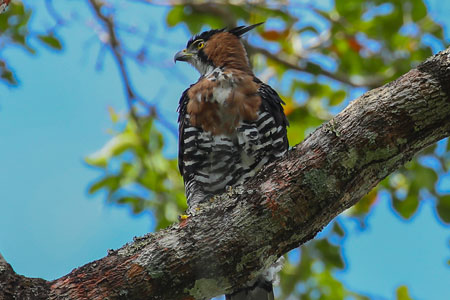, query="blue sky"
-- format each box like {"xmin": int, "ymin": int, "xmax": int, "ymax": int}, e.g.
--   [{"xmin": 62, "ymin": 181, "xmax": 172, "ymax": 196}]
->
[{"xmin": 0, "ymin": 1, "xmax": 448, "ymax": 299}]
